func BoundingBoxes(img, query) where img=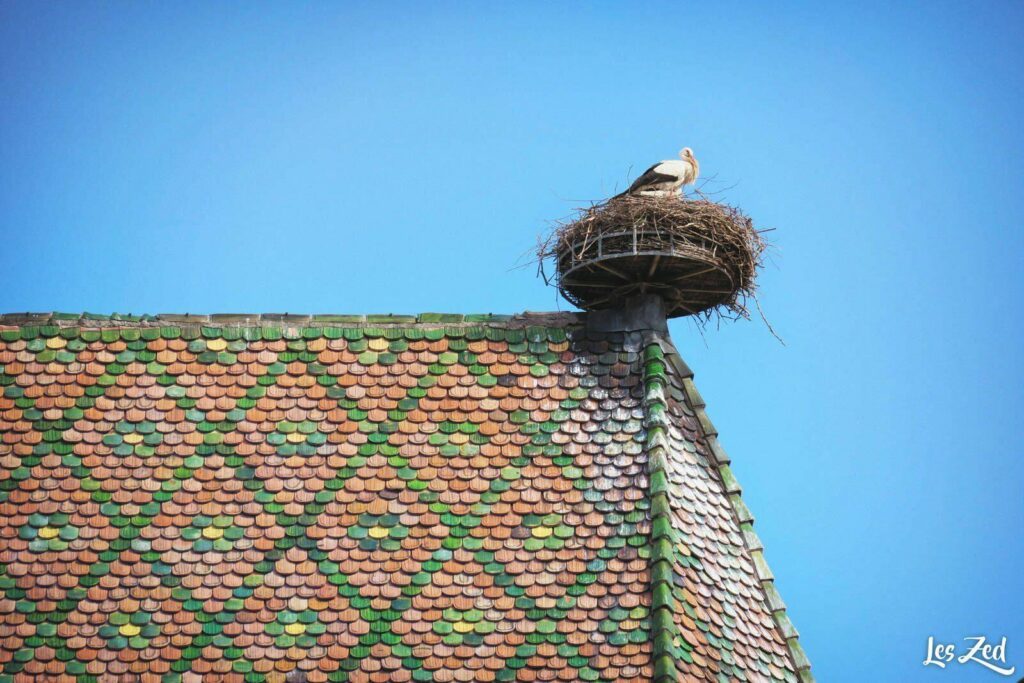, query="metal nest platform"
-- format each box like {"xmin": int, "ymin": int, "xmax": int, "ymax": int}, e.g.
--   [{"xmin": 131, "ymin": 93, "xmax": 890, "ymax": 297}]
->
[
  {"xmin": 557, "ymin": 229, "xmax": 736, "ymax": 318},
  {"xmin": 542, "ymin": 196, "xmax": 765, "ymax": 320}
]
